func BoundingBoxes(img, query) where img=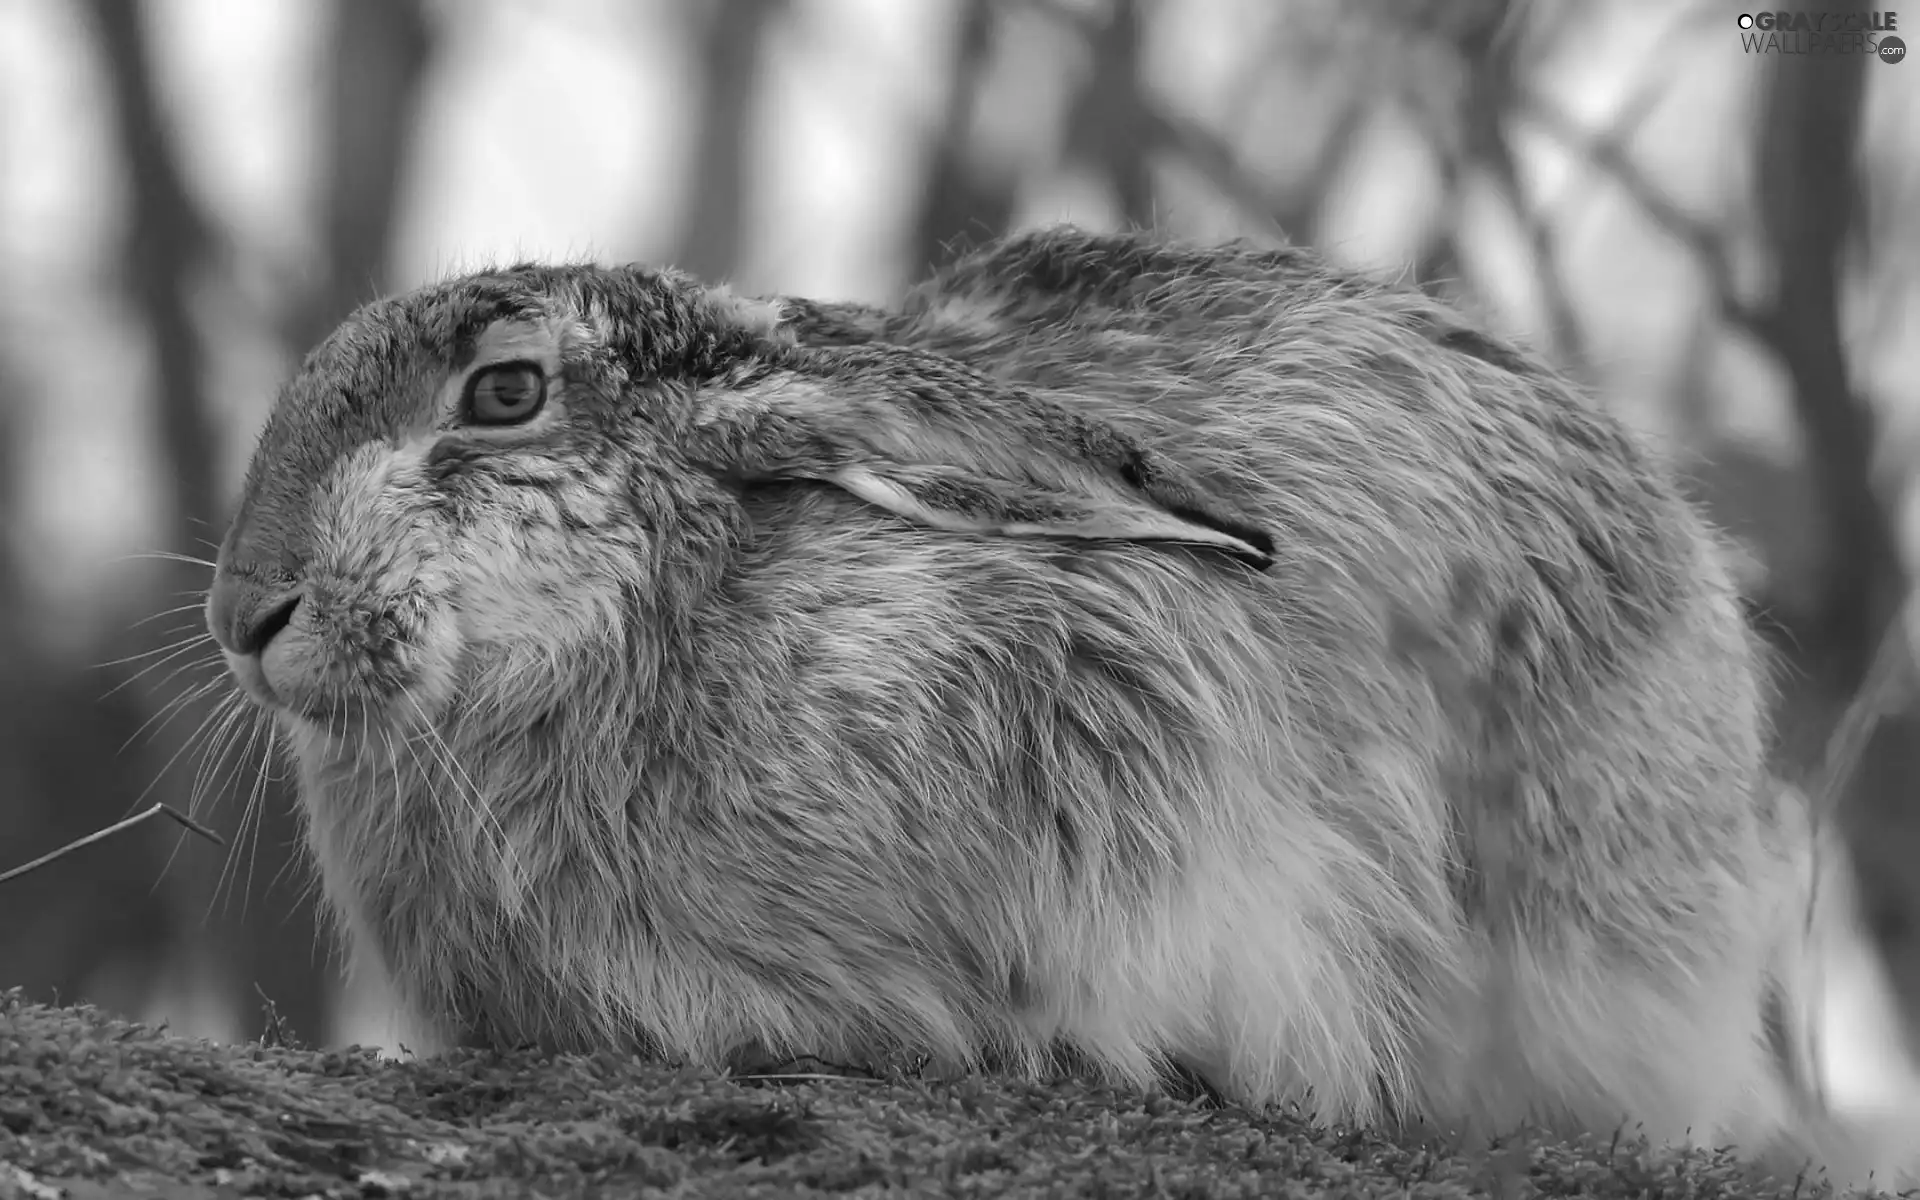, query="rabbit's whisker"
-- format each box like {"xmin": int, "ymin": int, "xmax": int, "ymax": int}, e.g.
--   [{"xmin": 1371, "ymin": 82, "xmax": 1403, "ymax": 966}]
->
[
  {"xmin": 115, "ymin": 550, "xmax": 218, "ymax": 570},
  {"xmin": 98, "ymin": 630, "xmax": 221, "ymax": 683}
]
